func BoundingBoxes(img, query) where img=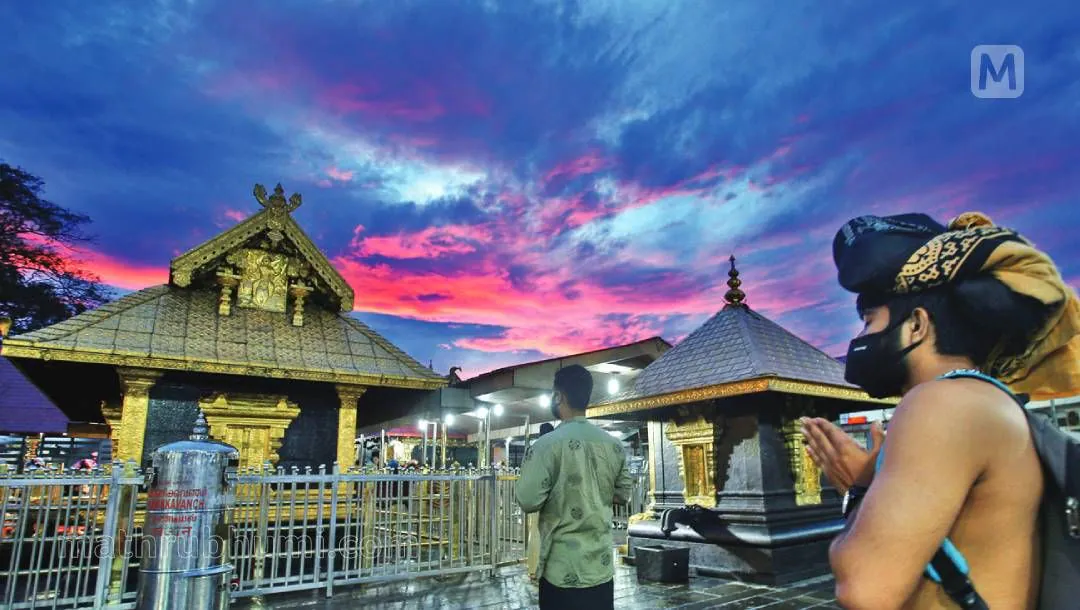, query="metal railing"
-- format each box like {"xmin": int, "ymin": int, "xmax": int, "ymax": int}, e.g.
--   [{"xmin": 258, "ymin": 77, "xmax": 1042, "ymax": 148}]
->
[
  {"xmin": 0, "ymin": 463, "xmax": 143, "ymax": 610},
  {"xmin": 613, "ymin": 474, "xmax": 648, "ymax": 530},
  {"xmin": 0, "ymin": 463, "xmax": 528, "ymax": 607},
  {"xmin": 228, "ymin": 466, "xmax": 526, "ymax": 599}
]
